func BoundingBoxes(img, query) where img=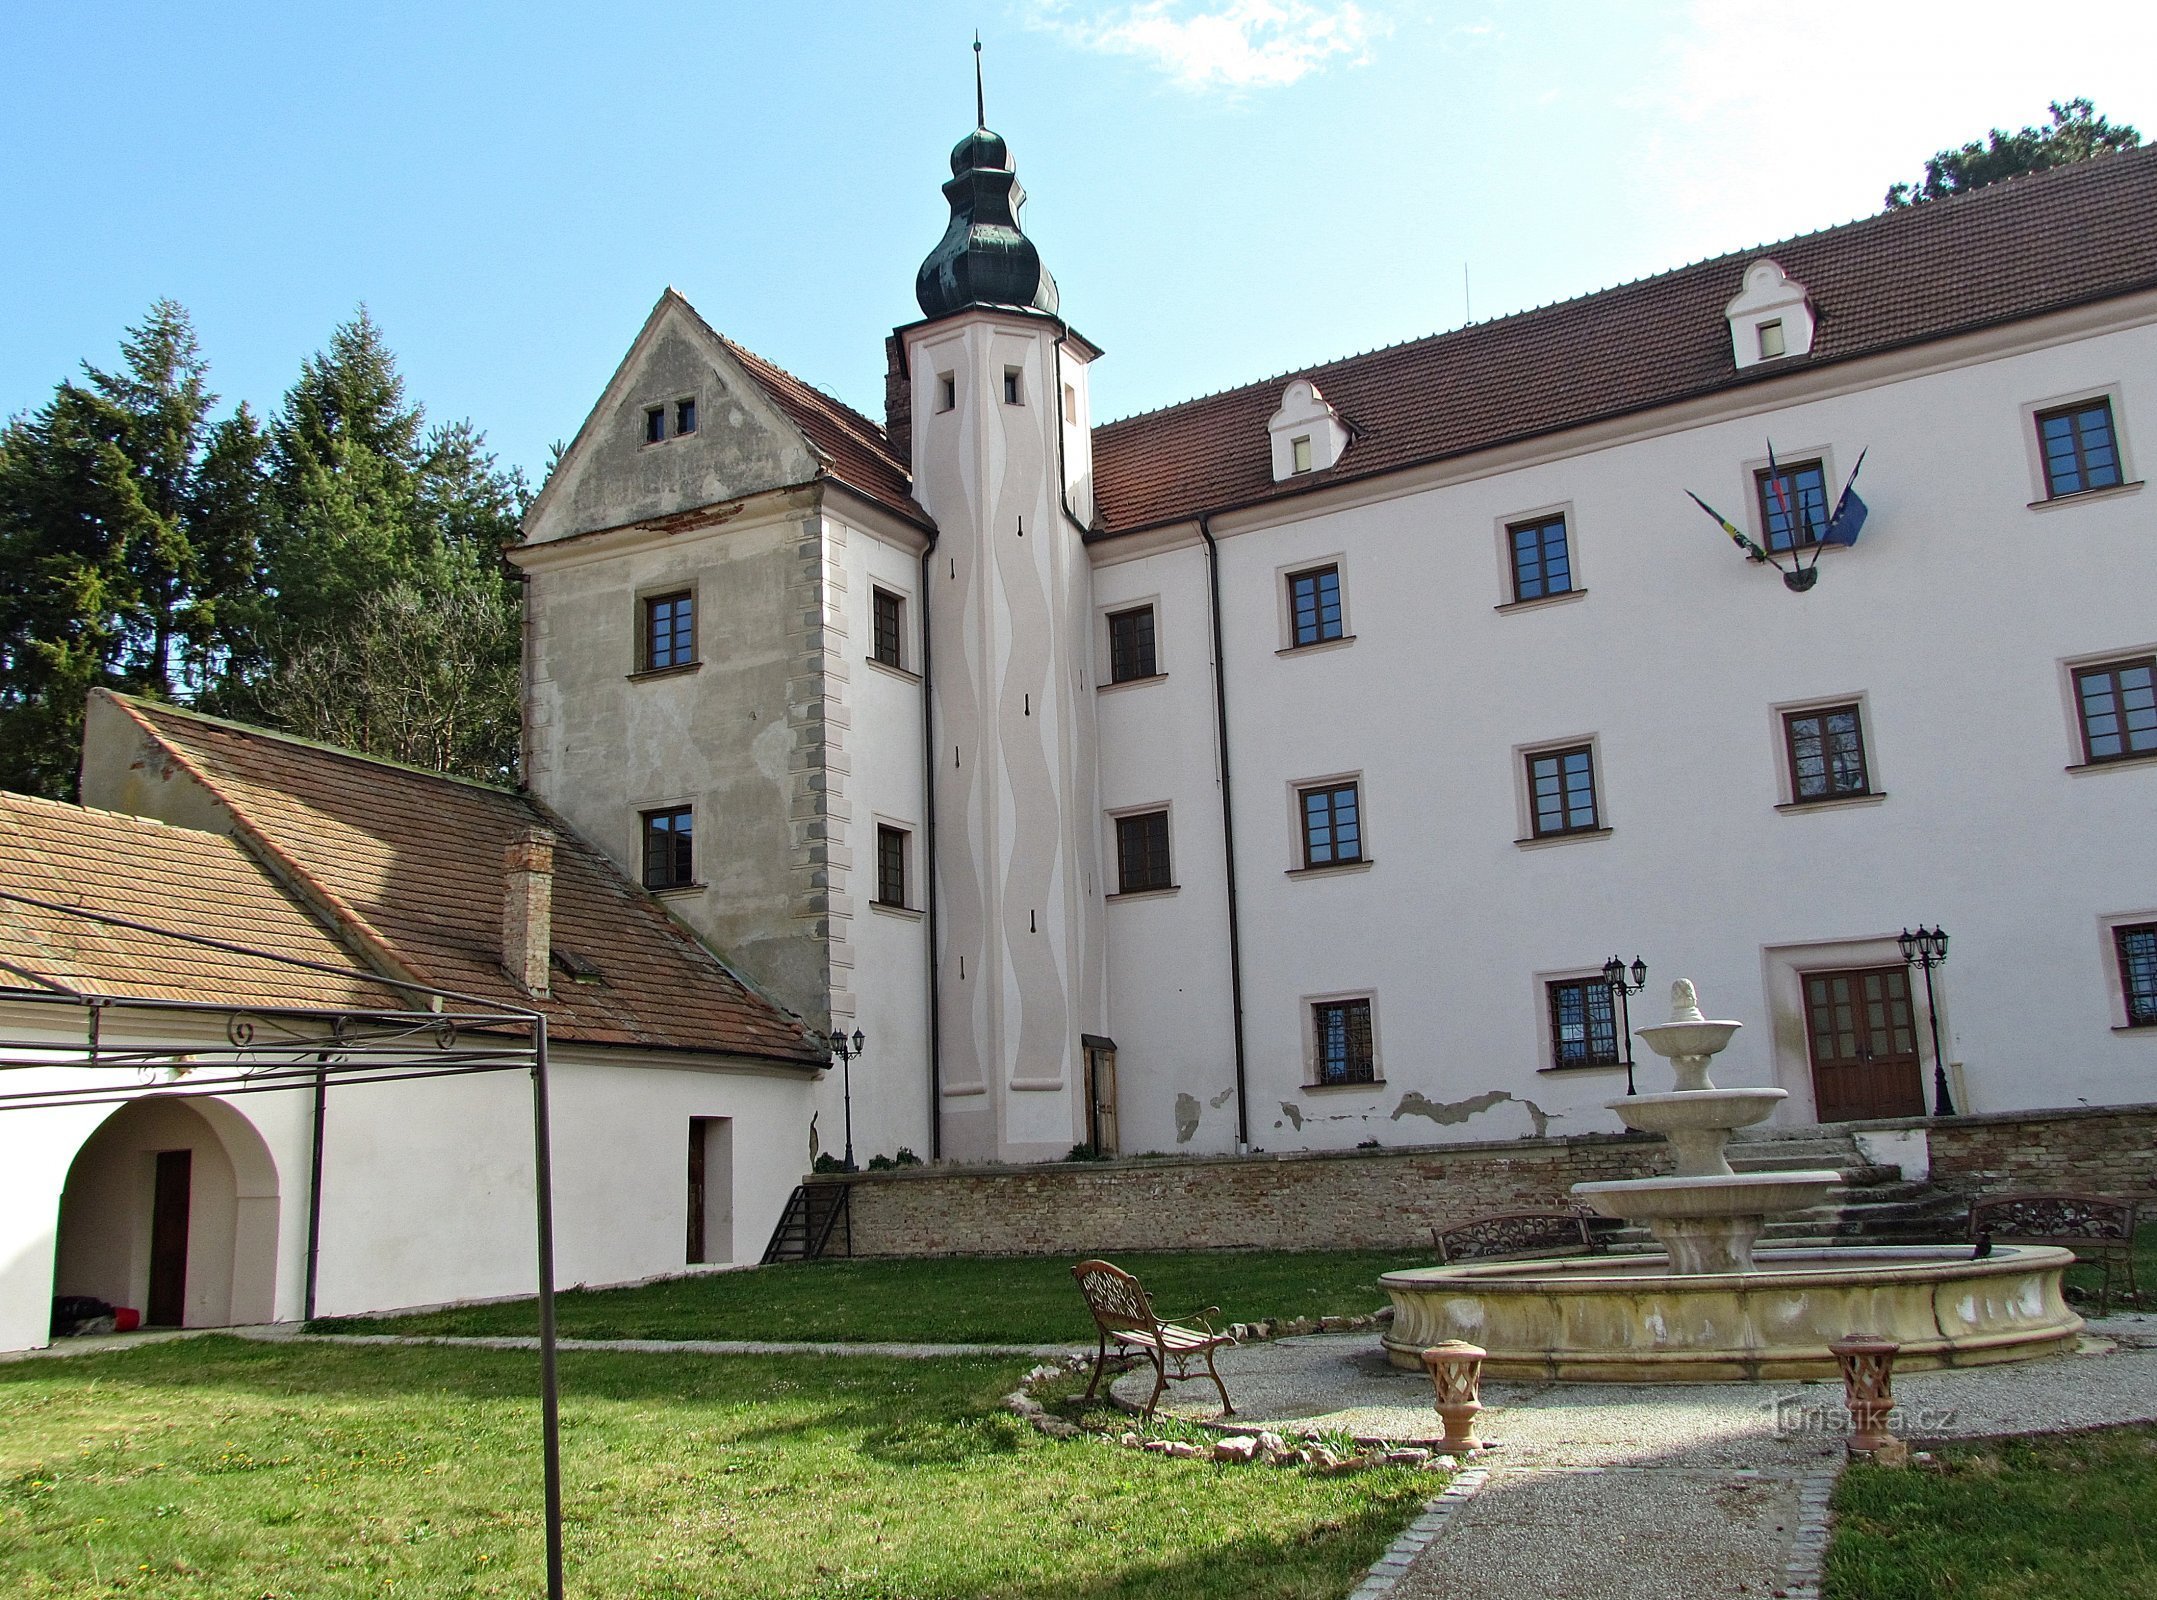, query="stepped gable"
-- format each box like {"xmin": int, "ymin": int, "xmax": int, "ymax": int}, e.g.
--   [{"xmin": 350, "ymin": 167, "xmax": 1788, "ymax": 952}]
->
[
  {"xmin": 1090, "ymin": 147, "xmax": 2157, "ymax": 536},
  {"xmin": 105, "ymin": 697, "xmax": 826, "ymax": 1065},
  {"xmin": 0, "ymin": 789, "xmax": 398, "ymax": 1012}
]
